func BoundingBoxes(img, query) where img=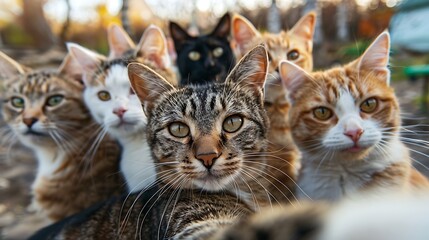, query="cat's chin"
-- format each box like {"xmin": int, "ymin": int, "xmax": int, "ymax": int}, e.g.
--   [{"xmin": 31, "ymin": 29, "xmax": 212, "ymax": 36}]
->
[{"xmin": 193, "ymin": 173, "xmax": 235, "ymax": 192}]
